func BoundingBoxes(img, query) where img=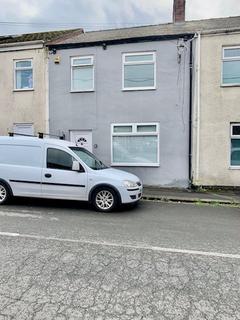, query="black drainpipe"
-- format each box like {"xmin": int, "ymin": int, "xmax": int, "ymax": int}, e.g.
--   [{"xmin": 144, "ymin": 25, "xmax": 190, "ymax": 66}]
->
[{"xmin": 188, "ymin": 40, "xmax": 193, "ymax": 189}]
